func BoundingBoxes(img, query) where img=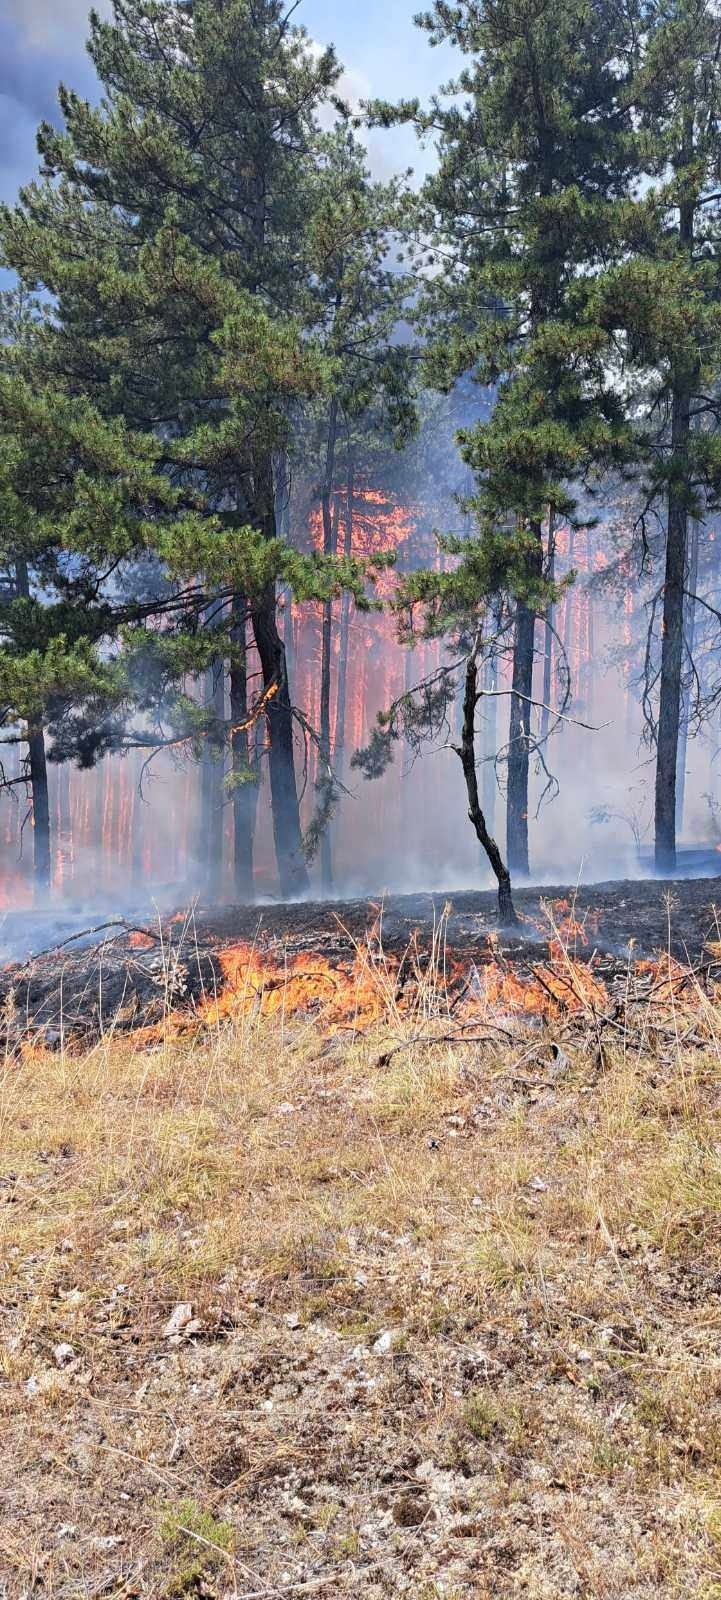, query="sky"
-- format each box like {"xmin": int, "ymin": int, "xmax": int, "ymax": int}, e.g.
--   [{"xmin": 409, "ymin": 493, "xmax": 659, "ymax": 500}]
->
[{"xmin": 0, "ymin": 0, "xmax": 458, "ymax": 209}]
